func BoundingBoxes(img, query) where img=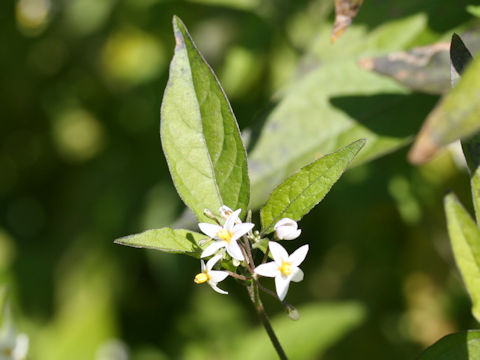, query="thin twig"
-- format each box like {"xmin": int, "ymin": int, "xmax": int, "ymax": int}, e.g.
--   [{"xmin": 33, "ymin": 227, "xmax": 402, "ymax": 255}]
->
[
  {"xmin": 226, "ymin": 271, "xmax": 250, "ymax": 281},
  {"xmin": 243, "ymin": 235, "xmax": 256, "ymax": 269},
  {"xmin": 247, "ymin": 283, "xmax": 288, "ymax": 360}
]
